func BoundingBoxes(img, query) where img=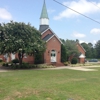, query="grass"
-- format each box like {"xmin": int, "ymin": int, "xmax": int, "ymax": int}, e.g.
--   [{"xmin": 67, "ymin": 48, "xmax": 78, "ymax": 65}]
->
[{"xmin": 0, "ymin": 67, "xmax": 100, "ymax": 100}]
